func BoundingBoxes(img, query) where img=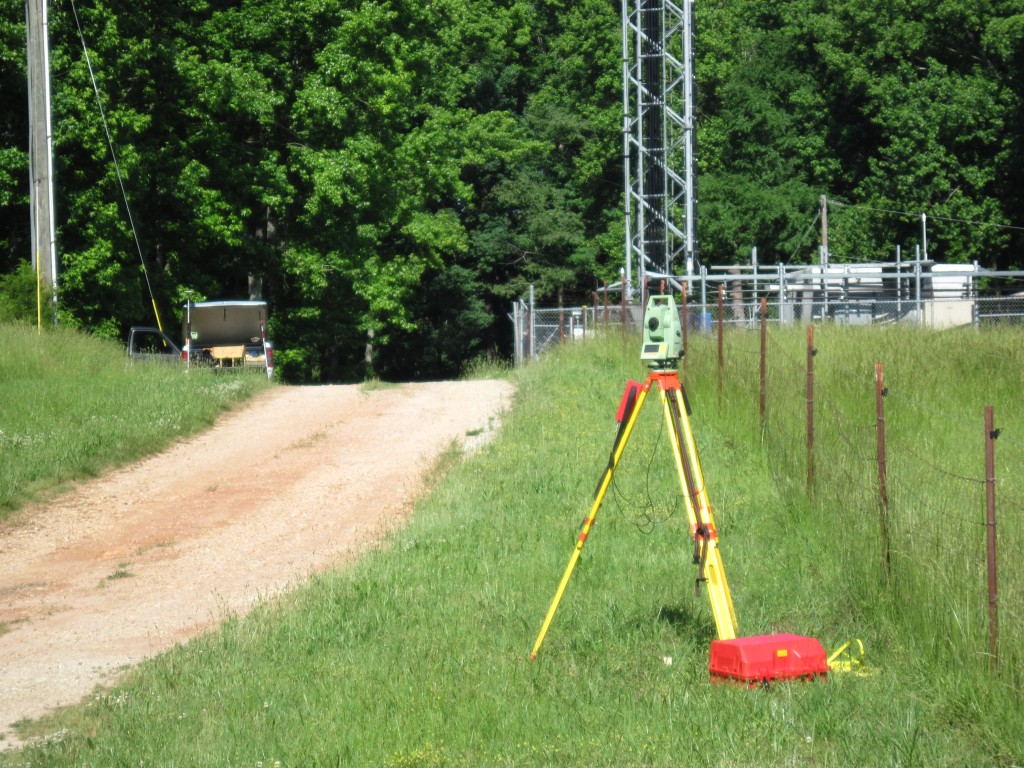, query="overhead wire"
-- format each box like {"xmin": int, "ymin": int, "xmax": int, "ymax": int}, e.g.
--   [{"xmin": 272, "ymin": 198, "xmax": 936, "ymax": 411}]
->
[
  {"xmin": 783, "ymin": 209, "xmax": 821, "ymax": 265},
  {"xmin": 829, "ymin": 199, "xmax": 1024, "ymax": 234},
  {"xmin": 68, "ymin": 0, "xmax": 163, "ymax": 331}
]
